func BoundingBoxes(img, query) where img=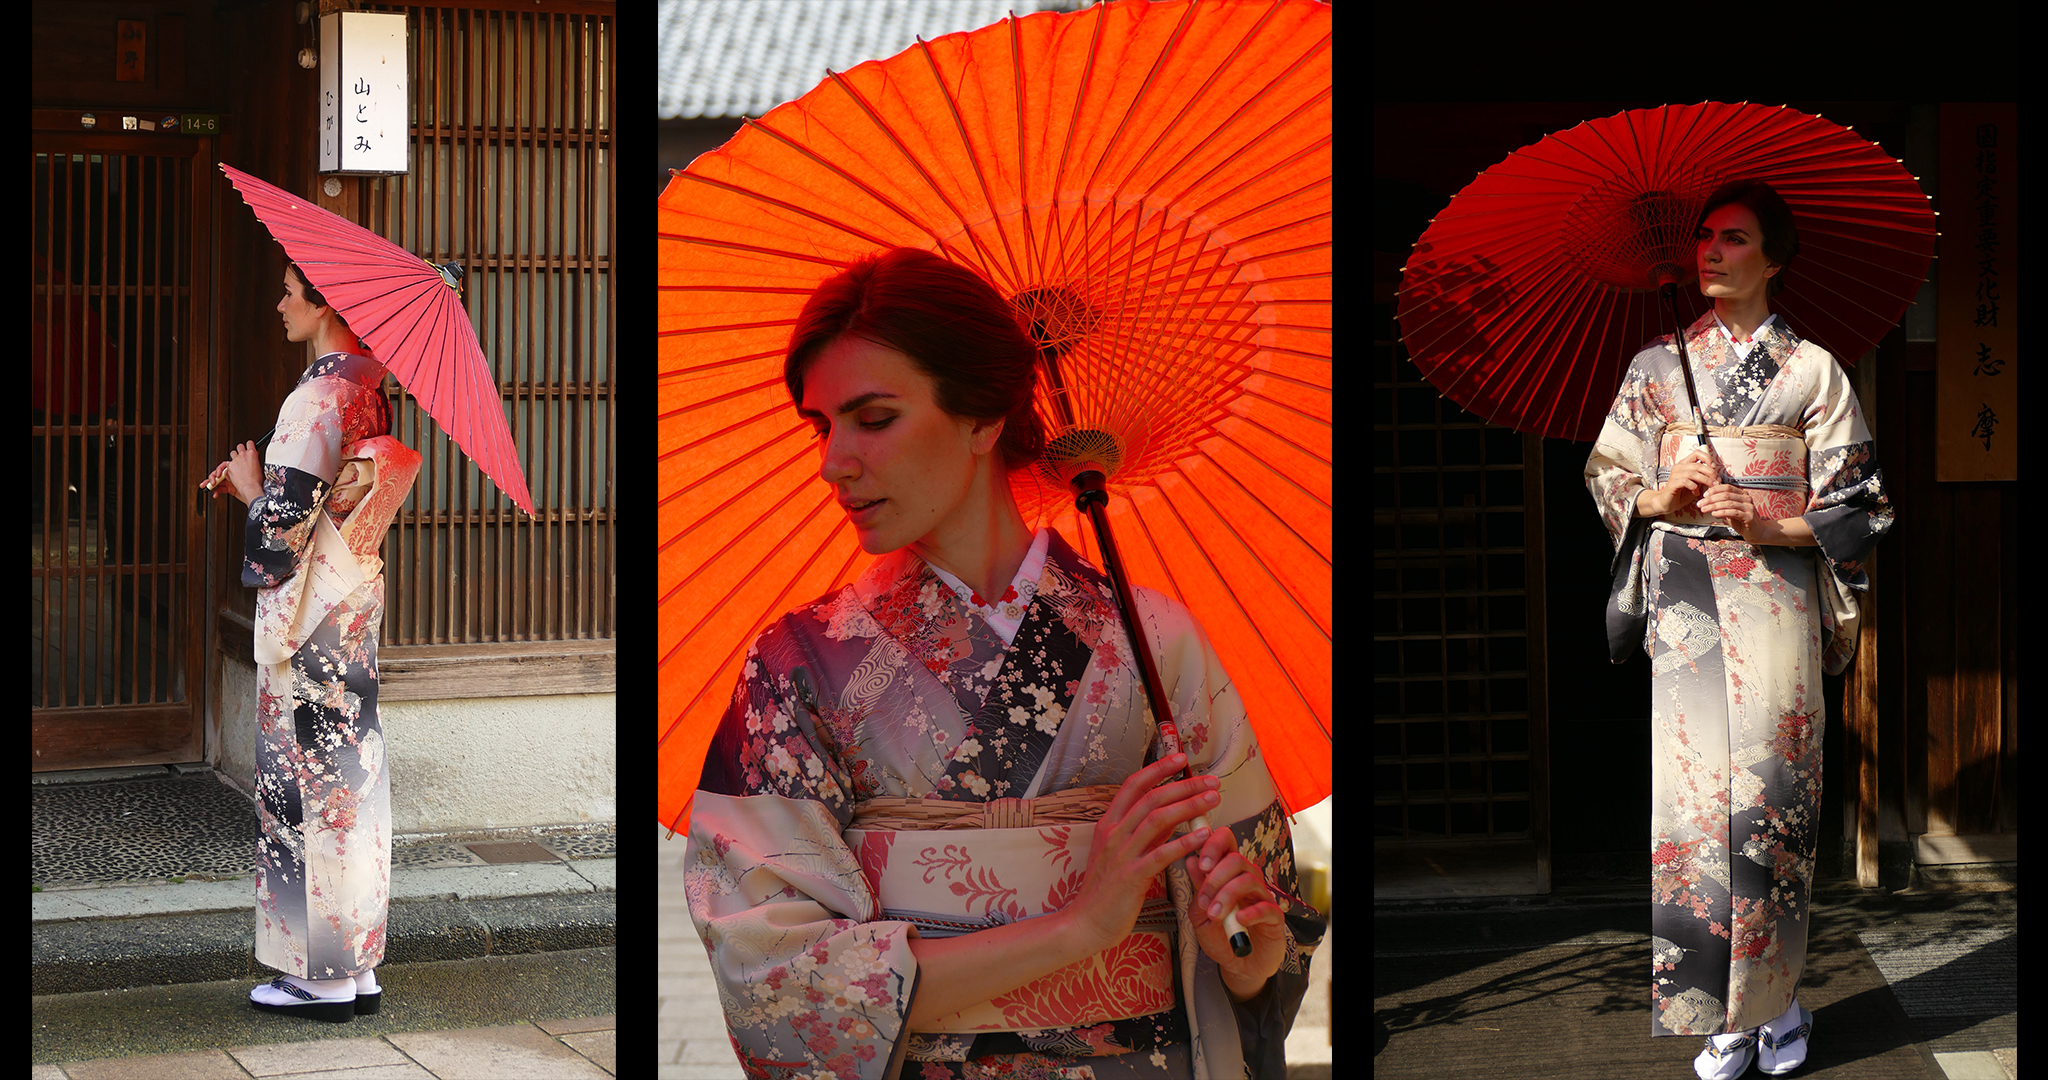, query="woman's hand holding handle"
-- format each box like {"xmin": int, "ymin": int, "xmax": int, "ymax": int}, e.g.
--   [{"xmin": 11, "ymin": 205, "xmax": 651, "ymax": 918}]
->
[
  {"xmin": 1642, "ymin": 446, "xmax": 1720, "ymax": 518},
  {"xmin": 1063, "ymin": 752, "xmax": 1218, "ymax": 952},
  {"xmin": 201, "ymin": 442, "xmax": 264, "ymax": 506}
]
